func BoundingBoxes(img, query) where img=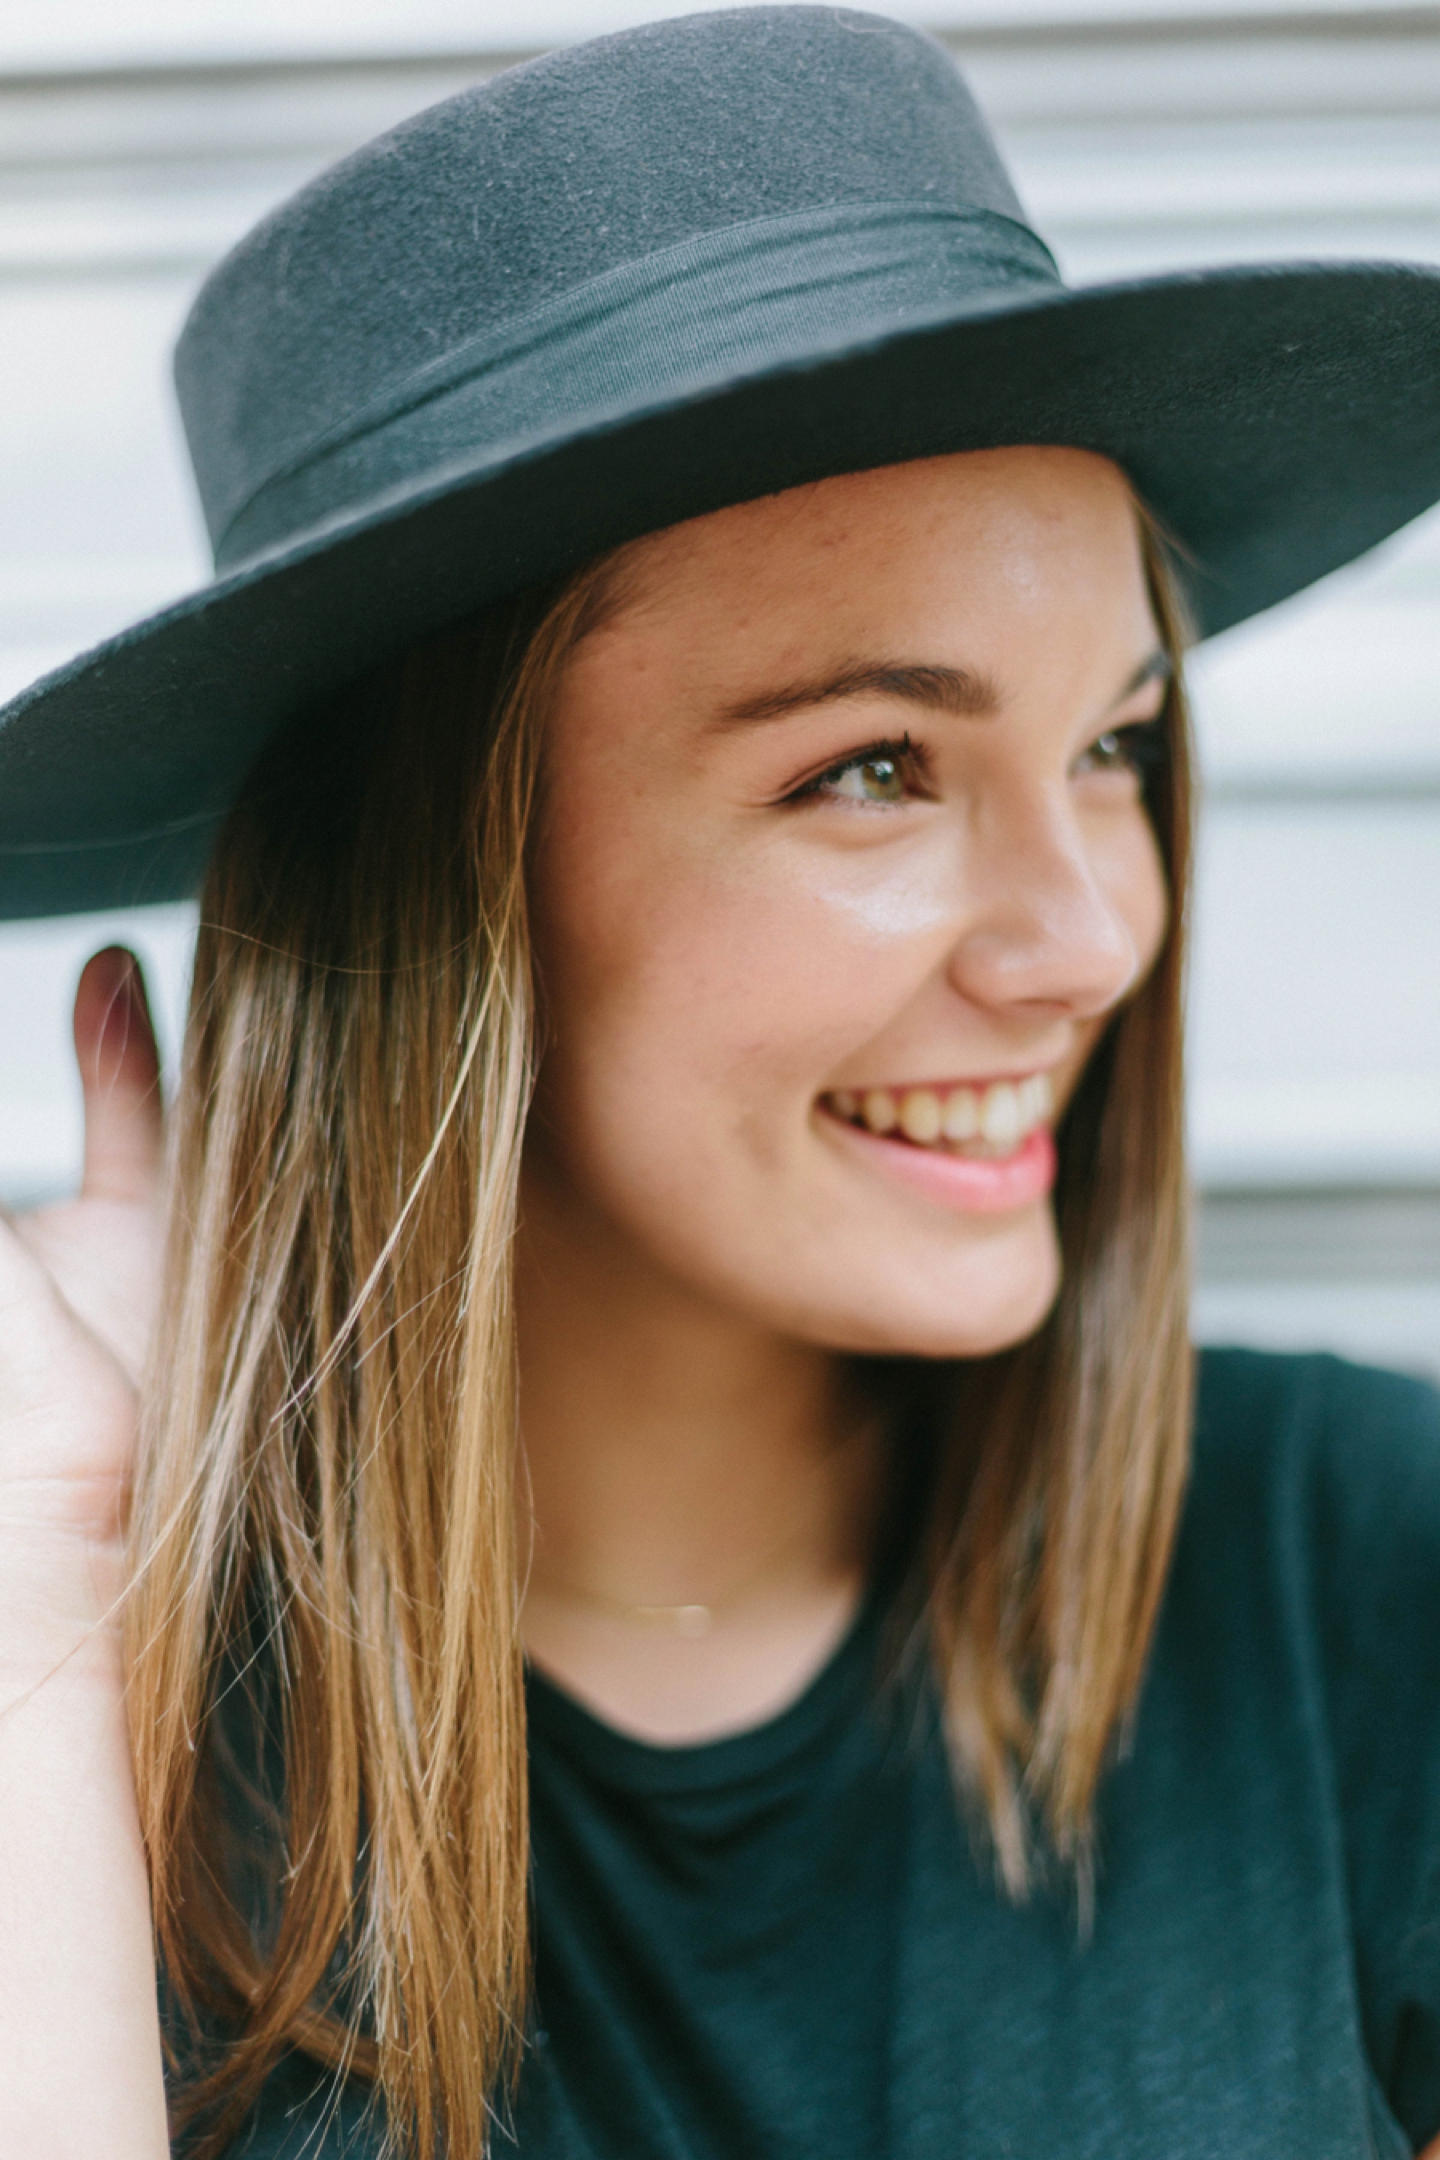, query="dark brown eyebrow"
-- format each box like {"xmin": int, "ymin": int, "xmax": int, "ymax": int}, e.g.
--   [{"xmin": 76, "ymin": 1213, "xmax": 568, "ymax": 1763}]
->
[
  {"xmin": 715, "ymin": 648, "xmax": 1171, "ymax": 731},
  {"xmin": 715, "ymin": 661, "xmax": 1003, "ymax": 729}
]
